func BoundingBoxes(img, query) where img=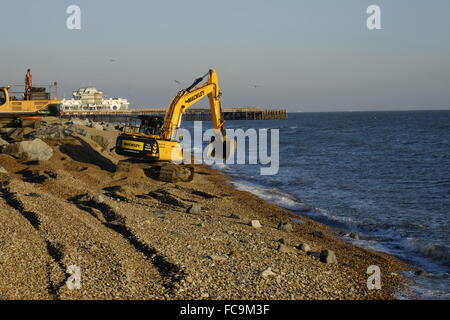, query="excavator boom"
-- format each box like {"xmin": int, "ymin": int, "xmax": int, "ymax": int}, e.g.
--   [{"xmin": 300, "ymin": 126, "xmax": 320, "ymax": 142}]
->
[{"xmin": 161, "ymin": 69, "xmax": 224, "ymax": 140}]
